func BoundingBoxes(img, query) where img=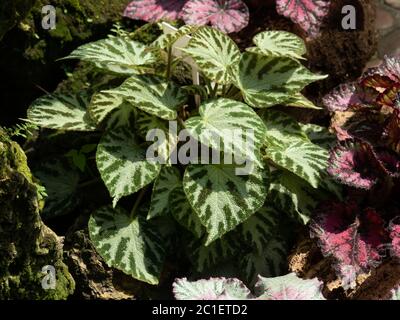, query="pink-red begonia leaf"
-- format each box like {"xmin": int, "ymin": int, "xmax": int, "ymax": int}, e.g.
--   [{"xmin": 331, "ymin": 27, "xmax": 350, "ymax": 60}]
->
[
  {"xmin": 181, "ymin": 0, "xmax": 249, "ymax": 33},
  {"xmin": 124, "ymin": 0, "xmax": 188, "ymax": 22},
  {"xmin": 323, "ymin": 83, "xmax": 362, "ymax": 112},
  {"xmin": 389, "ymin": 217, "xmax": 400, "ymax": 259},
  {"xmin": 276, "ymin": 0, "xmax": 331, "ymax": 38},
  {"xmin": 310, "ymin": 202, "xmax": 387, "ymax": 288}
]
